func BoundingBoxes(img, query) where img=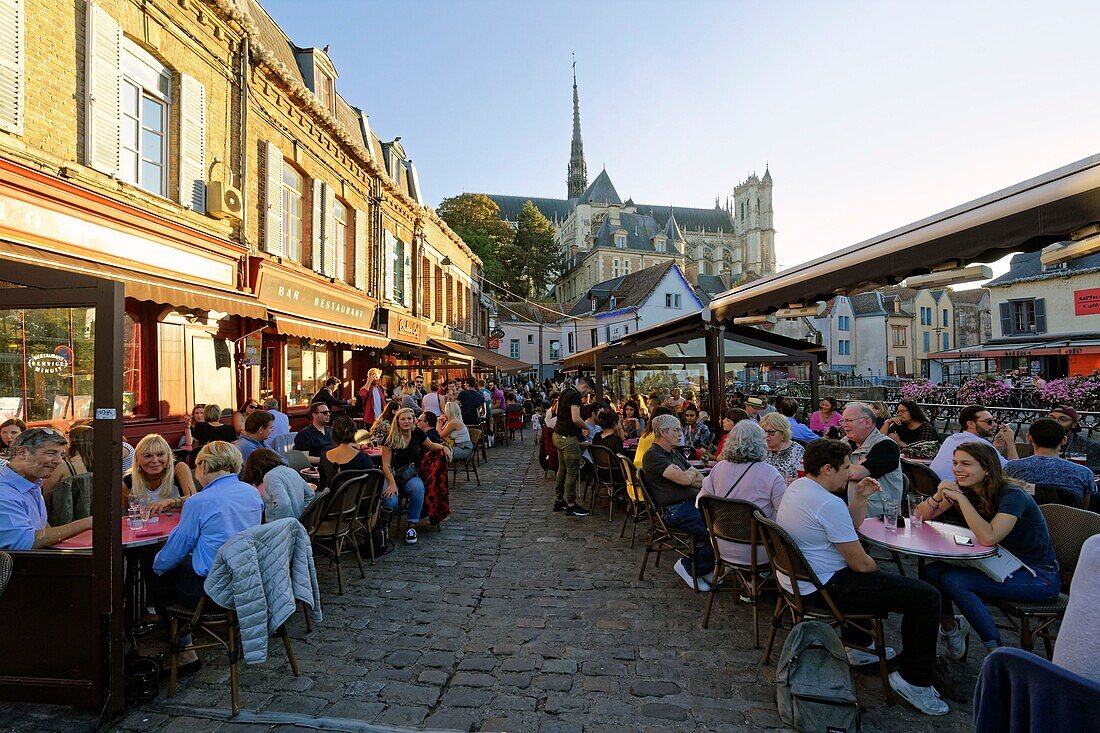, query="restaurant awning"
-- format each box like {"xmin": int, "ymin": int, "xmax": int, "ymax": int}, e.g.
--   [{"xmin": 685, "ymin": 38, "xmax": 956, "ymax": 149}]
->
[
  {"xmin": 430, "ymin": 338, "xmax": 532, "ymax": 373},
  {"xmin": 928, "ymin": 337, "xmax": 1100, "ymax": 359},
  {"xmin": 0, "ymin": 238, "xmax": 268, "ymax": 319},
  {"xmin": 562, "ymin": 343, "xmax": 607, "ymax": 371},
  {"xmin": 271, "ymin": 314, "xmax": 389, "ymax": 349},
  {"xmin": 706, "ymin": 154, "xmax": 1100, "ymax": 322}
]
